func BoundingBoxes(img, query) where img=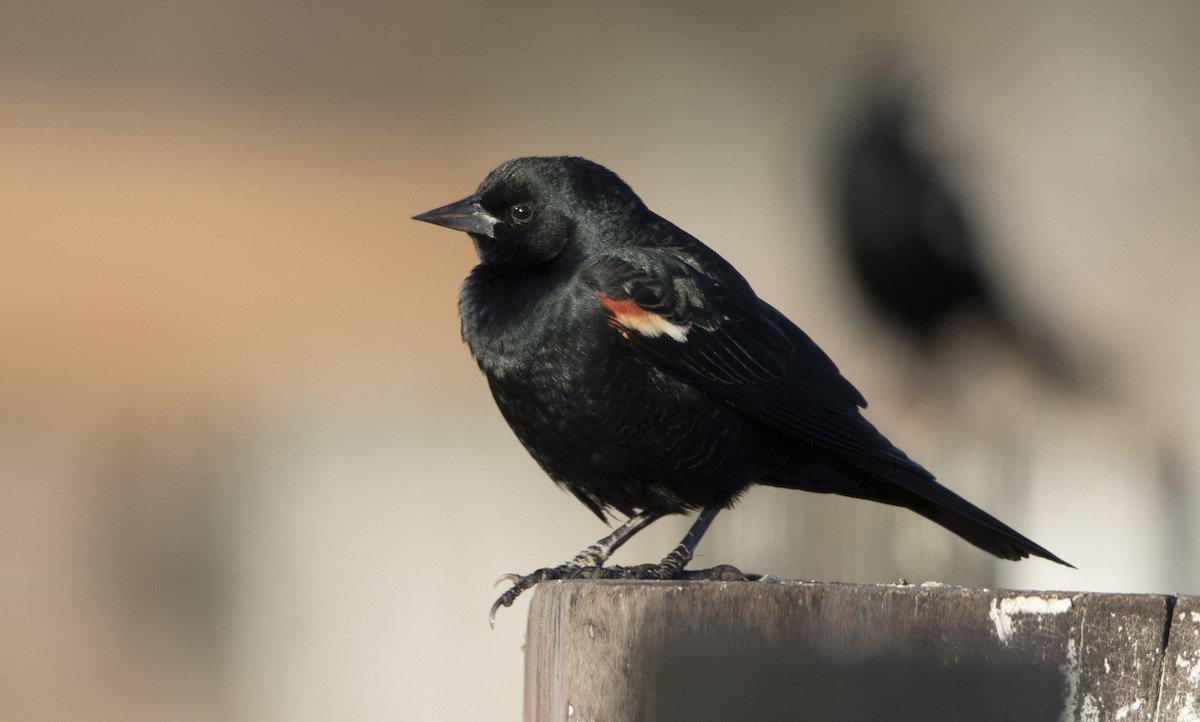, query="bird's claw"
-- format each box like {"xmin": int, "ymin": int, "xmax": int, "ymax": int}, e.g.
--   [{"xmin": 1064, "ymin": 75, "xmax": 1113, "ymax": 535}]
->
[
  {"xmin": 490, "ymin": 564, "xmax": 595, "ymax": 626},
  {"xmin": 493, "ymin": 572, "xmax": 524, "ymax": 588}
]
